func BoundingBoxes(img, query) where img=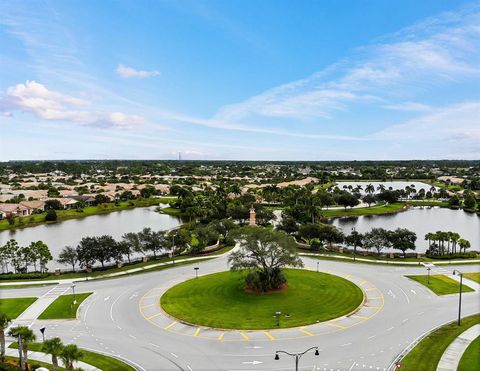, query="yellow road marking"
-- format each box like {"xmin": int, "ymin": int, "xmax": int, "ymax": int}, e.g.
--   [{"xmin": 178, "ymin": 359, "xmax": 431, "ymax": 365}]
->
[
  {"xmin": 326, "ymin": 322, "xmax": 347, "ymax": 330},
  {"xmin": 240, "ymin": 332, "xmax": 249, "ymax": 340},
  {"xmin": 359, "ymin": 280, "xmax": 367, "ymax": 286},
  {"xmin": 345, "ymin": 274, "xmax": 352, "ymax": 279},
  {"xmin": 264, "ymin": 331, "xmax": 275, "ymax": 340},
  {"xmin": 369, "ymin": 296, "xmax": 382, "ymax": 299},
  {"xmin": 163, "ymin": 321, "xmax": 177, "ymax": 330},
  {"xmin": 351, "ymin": 315, "xmax": 369, "ymax": 320},
  {"xmin": 193, "ymin": 328, "xmax": 201, "ymax": 337},
  {"xmin": 365, "ymin": 306, "xmax": 381, "ymax": 309},
  {"xmin": 217, "ymin": 332, "xmax": 225, "ymax": 341},
  {"xmin": 299, "ymin": 328, "xmax": 314, "ymax": 336},
  {"xmin": 143, "ymin": 295, "xmax": 160, "ymax": 299},
  {"xmin": 146, "ymin": 312, "xmax": 162, "ymax": 320},
  {"xmin": 365, "ymin": 287, "xmax": 379, "ymax": 291},
  {"xmin": 140, "ymin": 303, "xmax": 156, "ymax": 309}
]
